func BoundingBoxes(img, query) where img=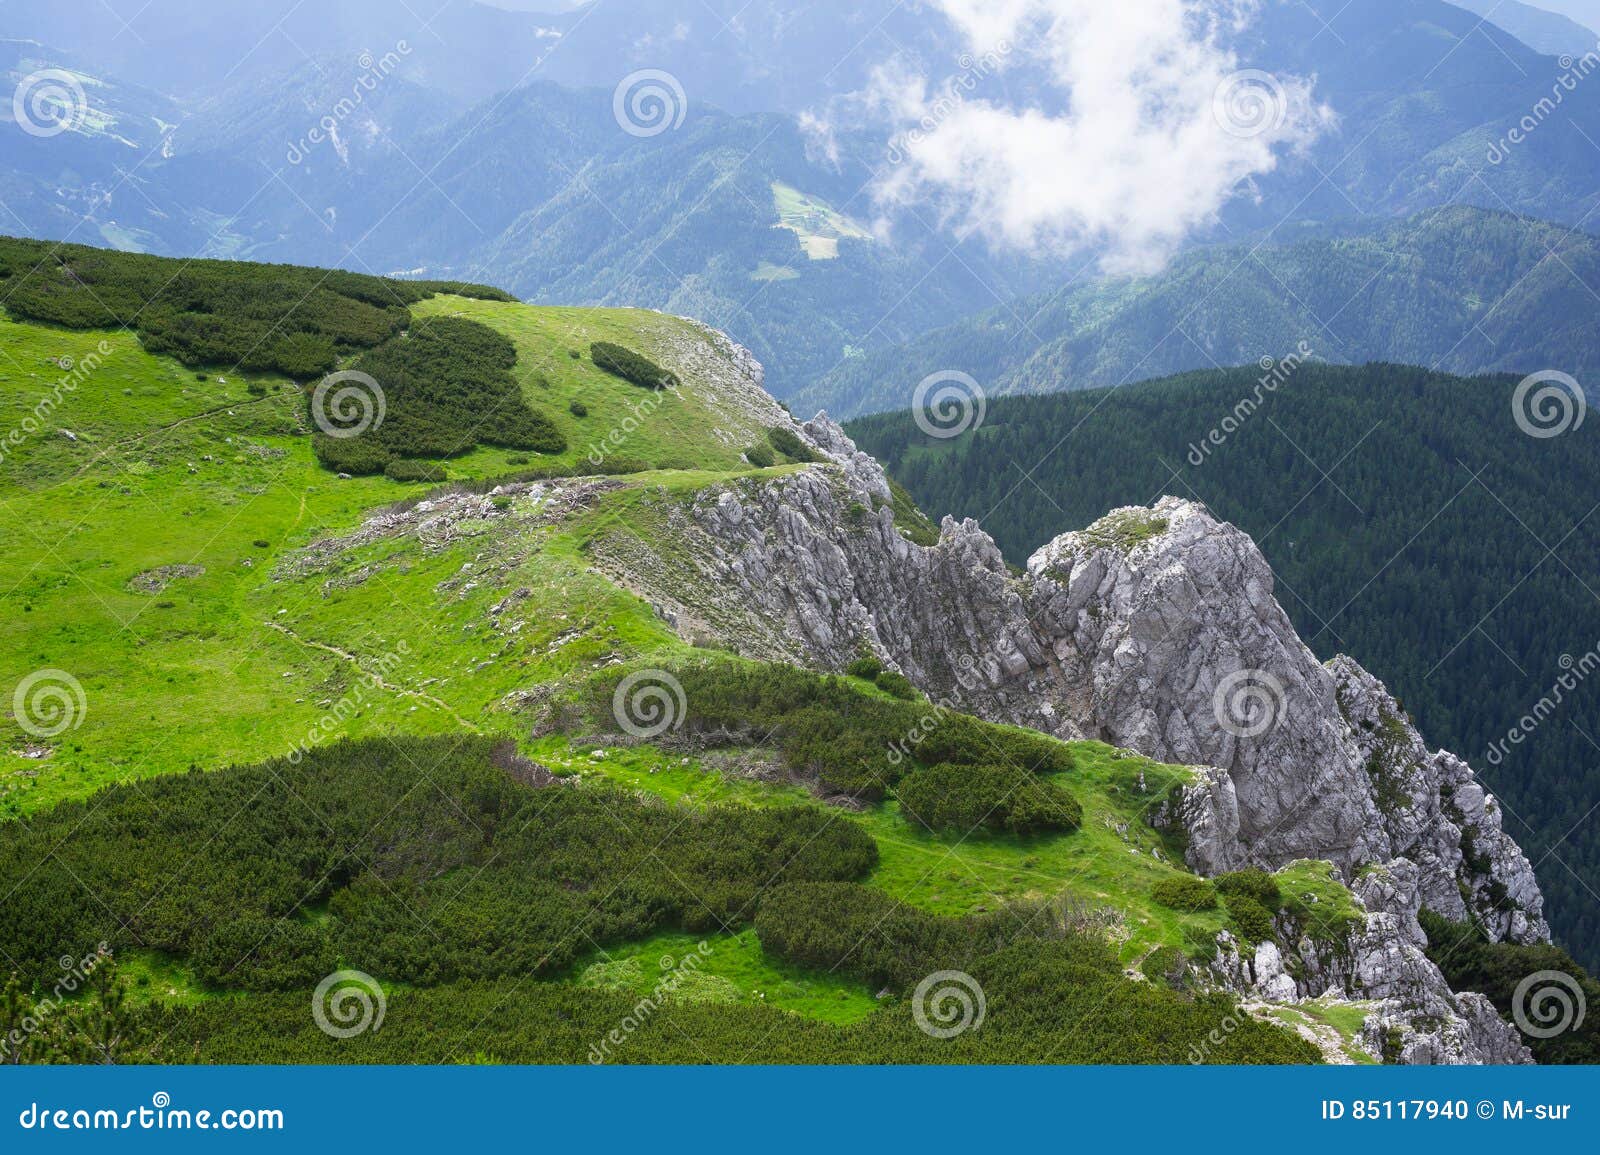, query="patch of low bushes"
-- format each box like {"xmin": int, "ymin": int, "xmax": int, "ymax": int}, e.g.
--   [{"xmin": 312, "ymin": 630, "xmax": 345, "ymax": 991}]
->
[
  {"xmin": 313, "ymin": 316, "xmax": 565, "ymax": 475},
  {"xmin": 1151, "ymin": 875, "xmax": 1218, "ymax": 912},
  {"xmin": 767, "ymin": 426, "xmax": 819, "ymax": 463},
  {"xmin": 597, "ymin": 661, "xmax": 1075, "ymax": 802},
  {"xmin": 590, "ymin": 341, "xmax": 677, "ymax": 389},
  {"xmin": 896, "ymin": 762, "xmax": 1082, "ymax": 836}
]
